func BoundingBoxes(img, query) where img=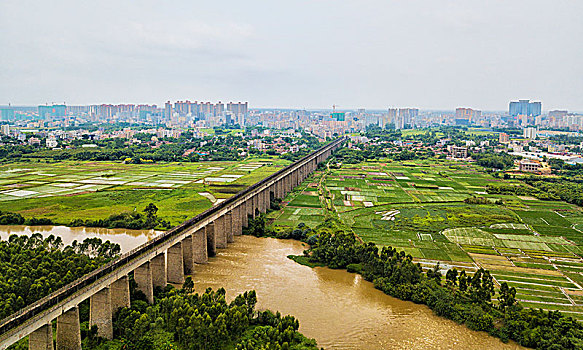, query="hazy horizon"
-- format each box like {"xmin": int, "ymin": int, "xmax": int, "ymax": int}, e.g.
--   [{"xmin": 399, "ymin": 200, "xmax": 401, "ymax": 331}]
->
[{"xmin": 1, "ymin": 0, "xmax": 582, "ymax": 111}]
